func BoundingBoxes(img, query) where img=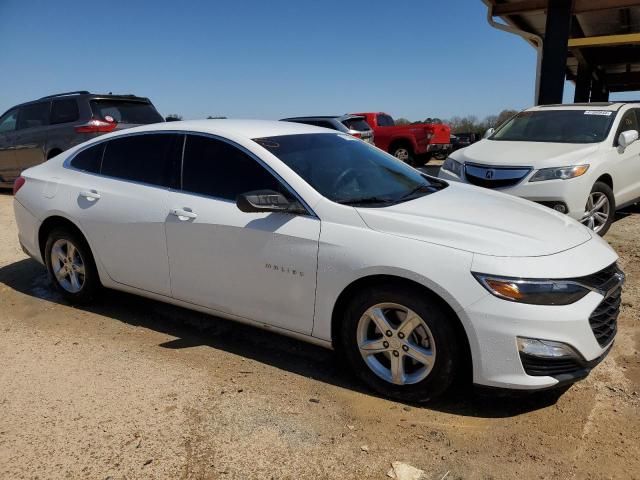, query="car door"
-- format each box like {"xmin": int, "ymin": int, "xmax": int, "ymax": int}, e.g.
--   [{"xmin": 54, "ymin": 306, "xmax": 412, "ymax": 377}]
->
[
  {"xmin": 0, "ymin": 108, "xmax": 19, "ymax": 183},
  {"xmin": 611, "ymin": 108, "xmax": 640, "ymax": 205},
  {"xmin": 14, "ymin": 101, "xmax": 51, "ymax": 171},
  {"xmin": 165, "ymin": 134, "xmax": 320, "ymax": 334},
  {"xmin": 66, "ymin": 133, "xmax": 182, "ymax": 296}
]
